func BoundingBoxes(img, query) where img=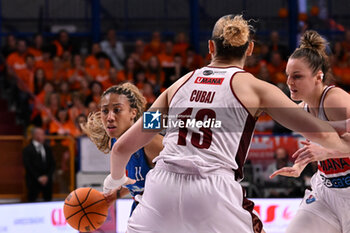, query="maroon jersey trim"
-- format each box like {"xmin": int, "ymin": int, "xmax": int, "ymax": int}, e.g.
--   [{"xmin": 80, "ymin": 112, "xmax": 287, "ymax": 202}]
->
[{"xmin": 168, "ymin": 70, "xmax": 196, "ymax": 106}]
